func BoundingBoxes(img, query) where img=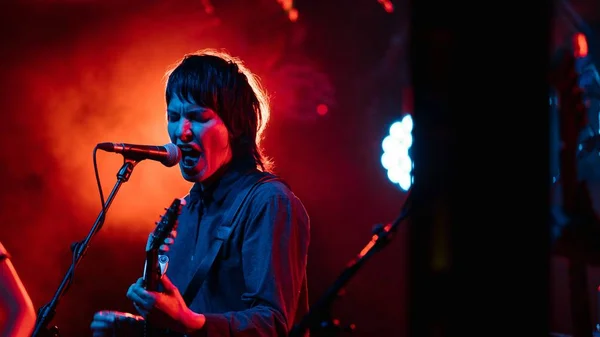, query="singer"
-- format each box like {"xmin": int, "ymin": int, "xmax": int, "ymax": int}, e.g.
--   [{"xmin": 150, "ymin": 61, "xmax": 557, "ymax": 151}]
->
[{"xmin": 90, "ymin": 49, "xmax": 310, "ymax": 337}]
